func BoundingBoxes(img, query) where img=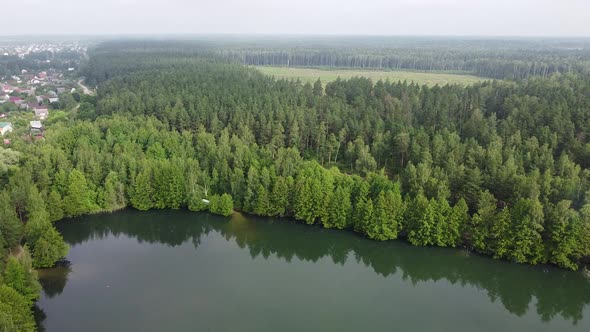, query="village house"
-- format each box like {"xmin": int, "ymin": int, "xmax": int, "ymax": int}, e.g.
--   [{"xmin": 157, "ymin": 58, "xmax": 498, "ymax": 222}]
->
[
  {"xmin": 34, "ymin": 106, "xmax": 49, "ymax": 120},
  {"xmin": 28, "ymin": 103, "xmax": 49, "ymax": 119},
  {"xmin": 8, "ymin": 96, "xmax": 23, "ymax": 105},
  {"xmin": 30, "ymin": 120, "xmax": 44, "ymax": 138},
  {"xmin": 48, "ymin": 97, "xmax": 59, "ymax": 104},
  {"xmin": 0, "ymin": 122, "xmax": 13, "ymax": 136},
  {"xmin": 21, "ymin": 88, "xmax": 35, "ymax": 96},
  {"xmin": 30, "ymin": 120, "xmax": 43, "ymax": 130}
]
